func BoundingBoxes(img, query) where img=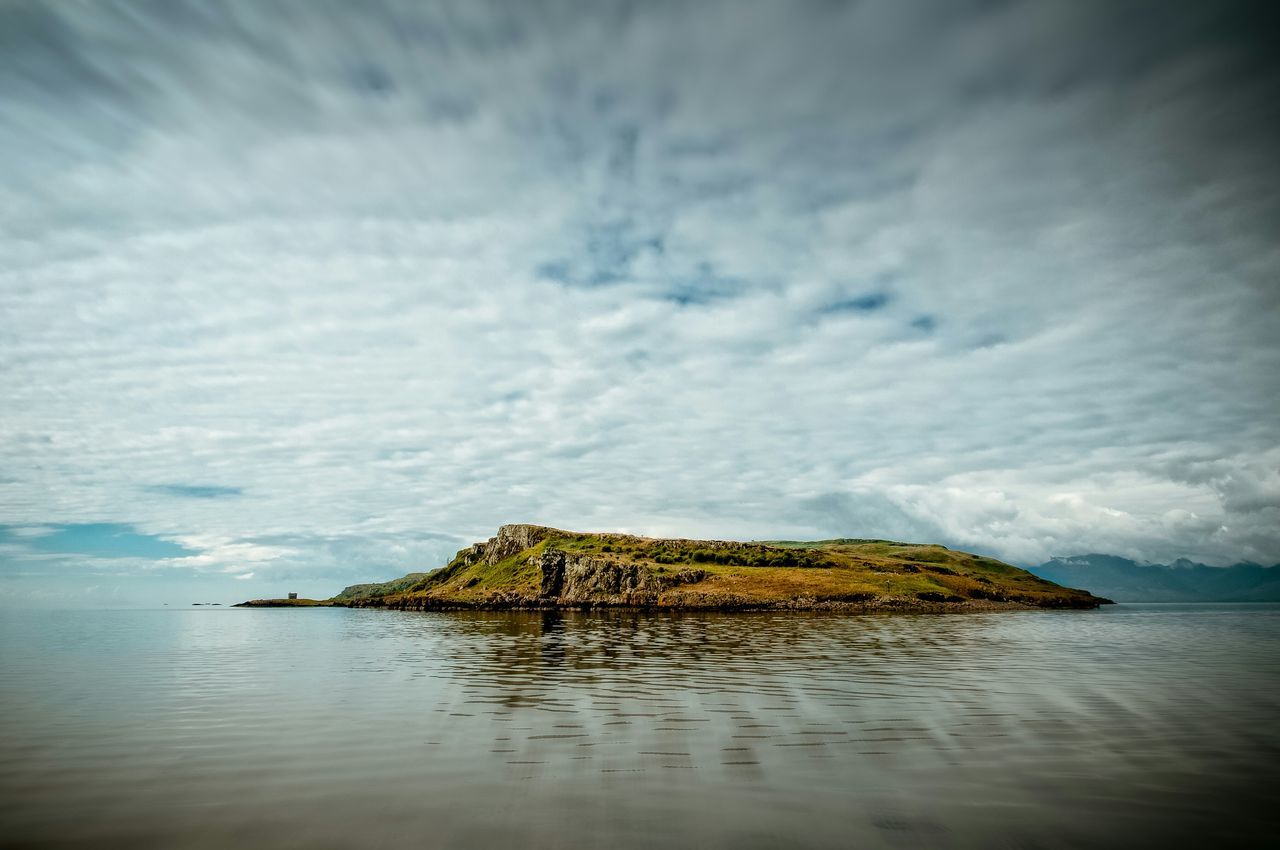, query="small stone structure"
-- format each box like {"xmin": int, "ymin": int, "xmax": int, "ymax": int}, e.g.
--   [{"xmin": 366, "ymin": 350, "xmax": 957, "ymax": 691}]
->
[{"xmin": 288, "ymin": 592, "xmax": 298, "ymax": 600}]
